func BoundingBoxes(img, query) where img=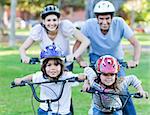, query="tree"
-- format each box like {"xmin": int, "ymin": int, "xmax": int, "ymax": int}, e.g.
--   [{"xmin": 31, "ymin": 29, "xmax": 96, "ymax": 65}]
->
[{"xmin": 9, "ymin": 0, "xmax": 17, "ymax": 47}]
